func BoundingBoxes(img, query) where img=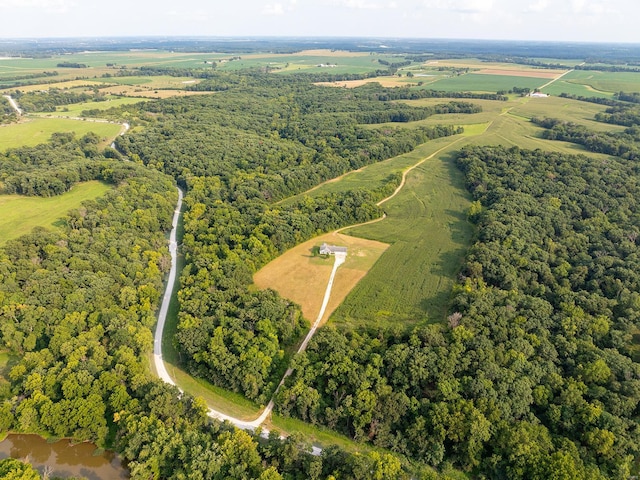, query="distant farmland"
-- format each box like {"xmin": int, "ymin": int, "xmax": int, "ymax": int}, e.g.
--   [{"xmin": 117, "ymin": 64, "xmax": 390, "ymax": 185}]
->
[{"xmin": 424, "ymin": 73, "xmax": 546, "ymax": 92}]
